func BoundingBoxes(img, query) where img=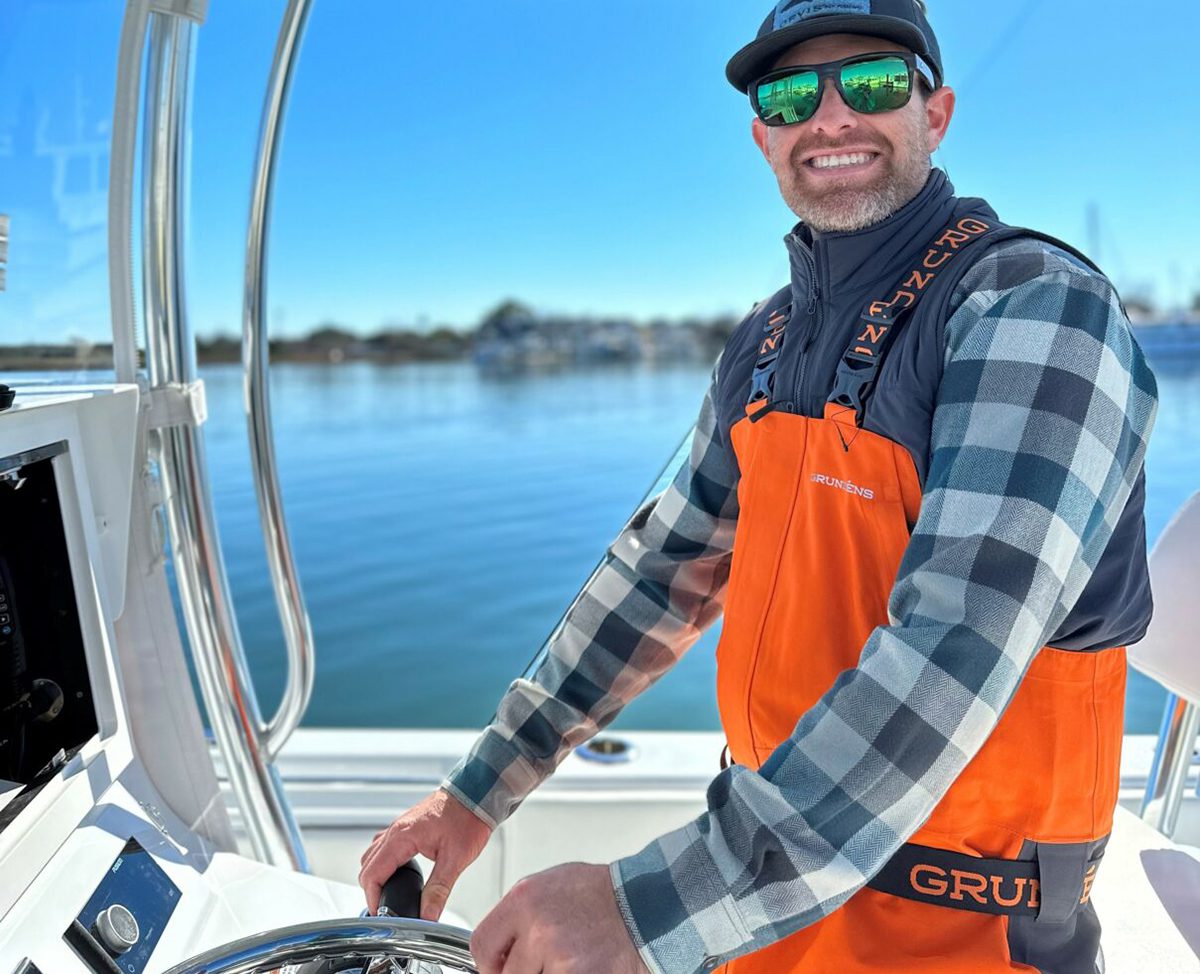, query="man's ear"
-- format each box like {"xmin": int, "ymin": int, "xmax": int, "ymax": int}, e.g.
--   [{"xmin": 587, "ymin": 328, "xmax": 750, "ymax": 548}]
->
[
  {"xmin": 751, "ymin": 117, "xmax": 772, "ymax": 162},
  {"xmin": 925, "ymin": 84, "xmax": 955, "ymax": 153}
]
